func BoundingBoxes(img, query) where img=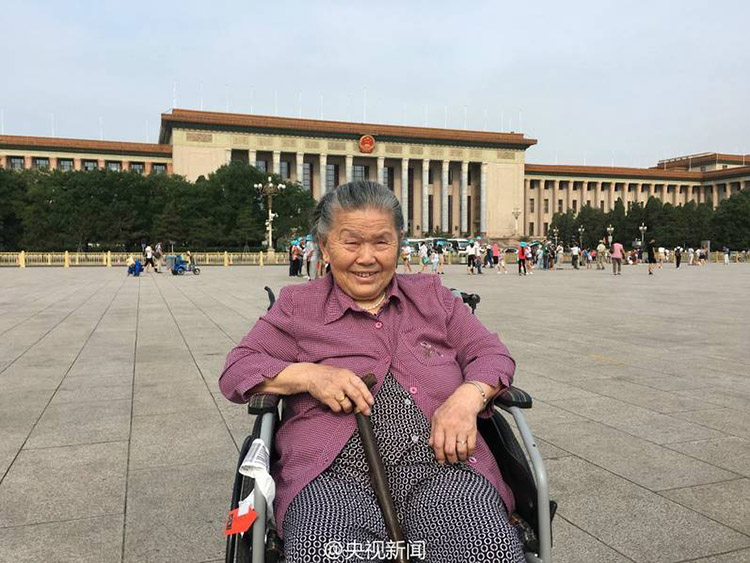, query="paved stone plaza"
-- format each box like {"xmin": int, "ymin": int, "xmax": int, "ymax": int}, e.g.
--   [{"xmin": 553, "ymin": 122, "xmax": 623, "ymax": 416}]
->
[{"xmin": 0, "ymin": 263, "xmax": 748, "ymax": 563}]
